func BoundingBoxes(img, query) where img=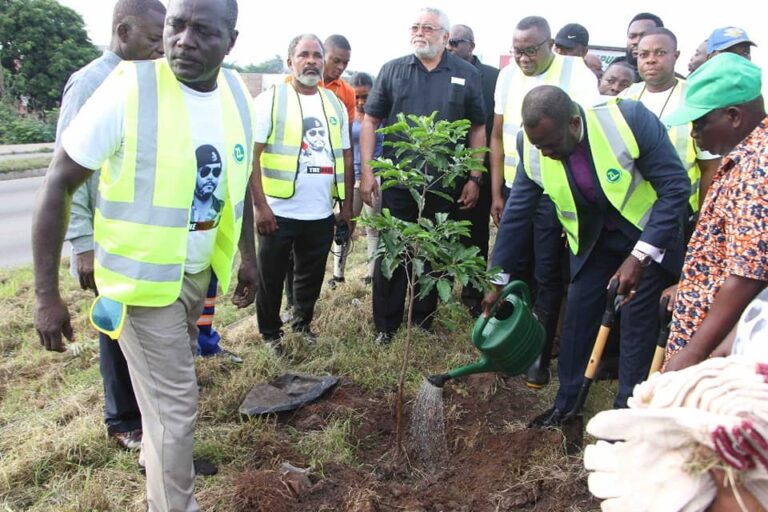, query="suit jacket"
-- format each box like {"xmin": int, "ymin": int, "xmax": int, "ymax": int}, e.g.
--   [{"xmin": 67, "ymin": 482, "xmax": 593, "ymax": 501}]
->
[{"xmin": 492, "ymin": 99, "xmax": 689, "ymax": 279}]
